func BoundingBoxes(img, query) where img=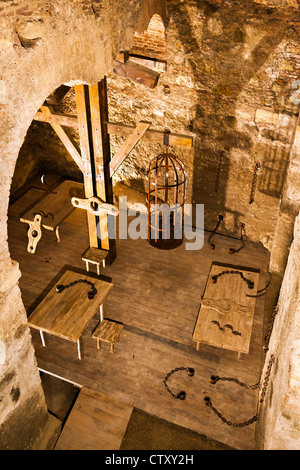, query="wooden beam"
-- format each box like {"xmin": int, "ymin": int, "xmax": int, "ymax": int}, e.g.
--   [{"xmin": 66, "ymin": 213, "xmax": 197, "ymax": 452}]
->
[
  {"xmin": 112, "ymin": 60, "xmax": 160, "ymax": 89},
  {"xmin": 40, "ymin": 106, "xmax": 83, "ymax": 172},
  {"xmin": 34, "ymin": 110, "xmax": 78, "ymax": 128},
  {"xmin": 106, "ymin": 121, "xmax": 193, "ymax": 148},
  {"xmin": 89, "ymin": 79, "xmax": 116, "ymax": 260},
  {"xmin": 74, "ymin": 85, "xmax": 99, "ymax": 248},
  {"xmin": 109, "ymin": 121, "xmax": 151, "ymax": 177},
  {"xmin": 129, "ymin": 54, "xmax": 167, "ymax": 72},
  {"xmin": 115, "ymin": 51, "xmax": 130, "ymax": 63},
  {"xmin": 33, "ymin": 113, "xmax": 194, "ymax": 148}
]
